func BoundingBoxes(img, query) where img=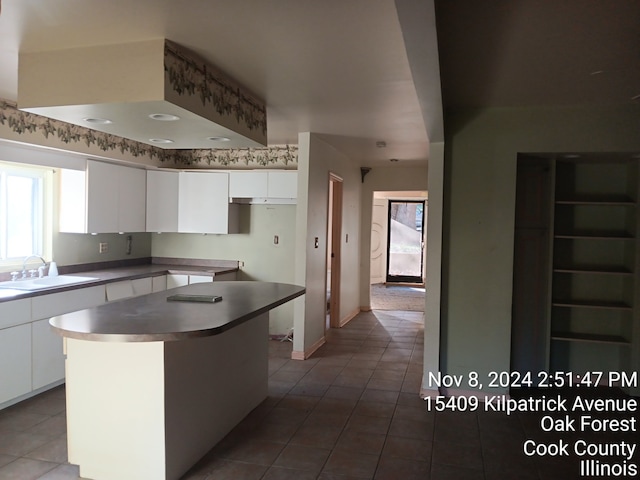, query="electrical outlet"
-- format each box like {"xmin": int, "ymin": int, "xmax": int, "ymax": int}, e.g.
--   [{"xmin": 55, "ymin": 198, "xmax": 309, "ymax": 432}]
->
[{"xmin": 99, "ymin": 242, "xmax": 108, "ymax": 254}]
